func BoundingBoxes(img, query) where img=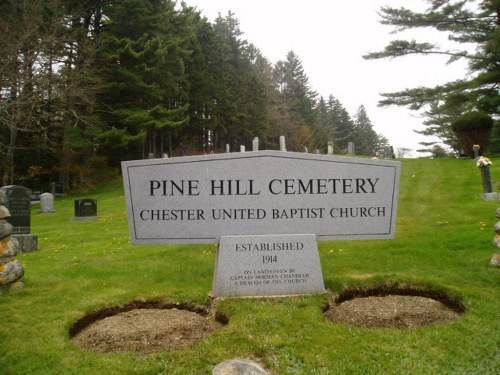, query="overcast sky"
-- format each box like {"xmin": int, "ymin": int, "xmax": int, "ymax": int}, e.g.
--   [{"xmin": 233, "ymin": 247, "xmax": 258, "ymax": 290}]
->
[{"xmin": 185, "ymin": 0, "xmax": 470, "ymax": 157}]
